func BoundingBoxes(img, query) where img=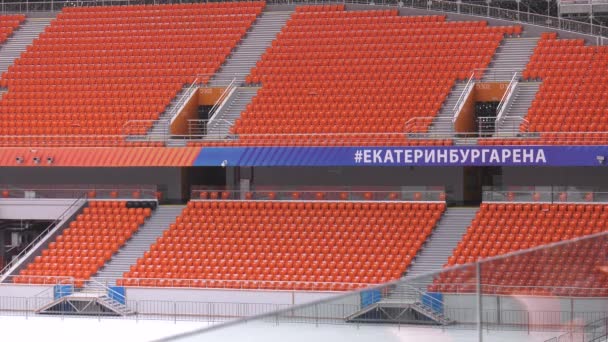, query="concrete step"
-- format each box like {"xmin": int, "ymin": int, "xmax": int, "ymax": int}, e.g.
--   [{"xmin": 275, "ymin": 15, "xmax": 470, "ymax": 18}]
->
[
  {"xmin": 92, "ymin": 205, "xmax": 185, "ymax": 285},
  {"xmin": 403, "ymin": 207, "xmax": 479, "ymax": 284},
  {"xmin": 0, "ymin": 16, "xmax": 55, "ymax": 75},
  {"xmin": 209, "ymin": 11, "xmax": 292, "ymax": 86}
]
